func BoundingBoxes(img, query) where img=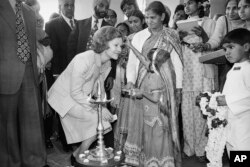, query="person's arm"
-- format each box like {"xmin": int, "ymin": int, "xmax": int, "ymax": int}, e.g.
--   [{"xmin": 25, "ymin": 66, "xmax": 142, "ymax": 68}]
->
[
  {"xmin": 126, "ymin": 38, "xmax": 151, "ymax": 70},
  {"xmin": 130, "ymin": 88, "xmax": 163, "ymax": 103},
  {"xmin": 170, "ymin": 49, "xmax": 183, "ymax": 89},
  {"xmin": 70, "ymin": 56, "xmax": 95, "ymax": 109},
  {"xmin": 207, "ymin": 16, "xmax": 227, "ymax": 50}
]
